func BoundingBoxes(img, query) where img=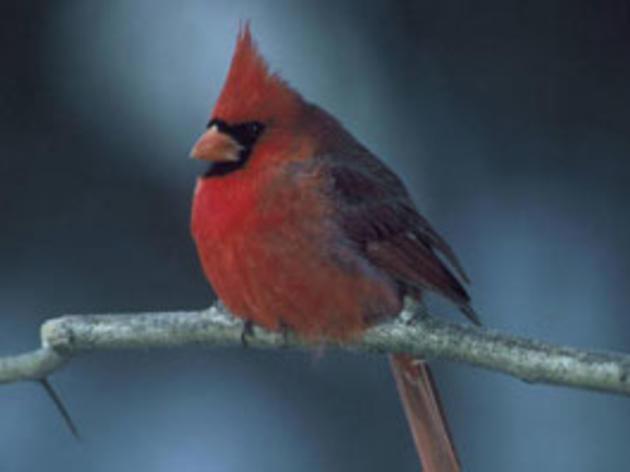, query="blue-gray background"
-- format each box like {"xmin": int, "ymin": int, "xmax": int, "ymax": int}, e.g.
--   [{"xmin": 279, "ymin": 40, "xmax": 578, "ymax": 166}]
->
[{"xmin": 1, "ymin": 1, "xmax": 630, "ymax": 470}]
